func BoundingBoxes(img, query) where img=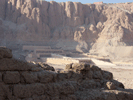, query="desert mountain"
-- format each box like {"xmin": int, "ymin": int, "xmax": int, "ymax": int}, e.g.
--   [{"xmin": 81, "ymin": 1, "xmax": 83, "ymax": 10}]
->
[{"xmin": 0, "ymin": 0, "xmax": 133, "ymax": 60}]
